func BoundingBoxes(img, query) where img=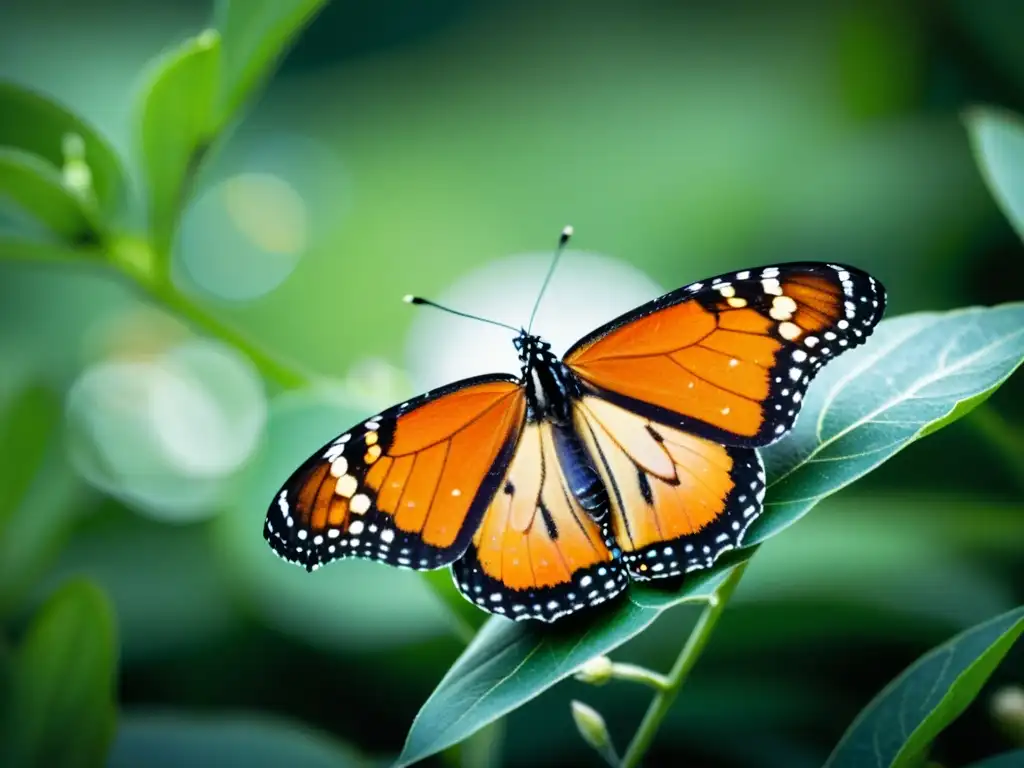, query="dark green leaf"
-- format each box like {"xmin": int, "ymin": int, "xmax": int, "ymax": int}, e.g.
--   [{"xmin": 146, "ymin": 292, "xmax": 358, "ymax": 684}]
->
[
  {"xmin": 0, "ymin": 148, "xmax": 101, "ymax": 243},
  {"xmin": 136, "ymin": 31, "xmax": 221, "ymax": 258},
  {"xmin": 396, "ymin": 567, "xmax": 734, "ymax": 767},
  {"xmin": 213, "ymin": 0, "xmax": 329, "ymax": 127},
  {"xmin": 0, "ymin": 81, "xmax": 126, "ymax": 219},
  {"xmin": 397, "ymin": 303, "xmax": 1024, "ymax": 767},
  {"xmin": 823, "ymin": 606, "xmax": 1024, "ymax": 768},
  {"xmin": 964, "ymin": 751, "xmax": 1024, "ymax": 768},
  {"xmin": 0, "ymin": 579, "xmax": 118, "ymax": 768},
  {"xmin": 107, "ymin": 712, "xmax": 368, "ymax": 768},
  {"xmin": 966, "ymin": 107, "xmax": 1024, "ymax": 242}
]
